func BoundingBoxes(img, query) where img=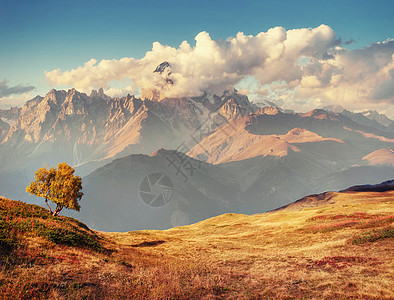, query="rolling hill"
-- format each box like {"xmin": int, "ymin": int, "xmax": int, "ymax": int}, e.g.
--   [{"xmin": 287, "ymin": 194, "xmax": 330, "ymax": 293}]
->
[{"xmin": 0, "ymin": 181, "xmax": 393, "ymax": 299}]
